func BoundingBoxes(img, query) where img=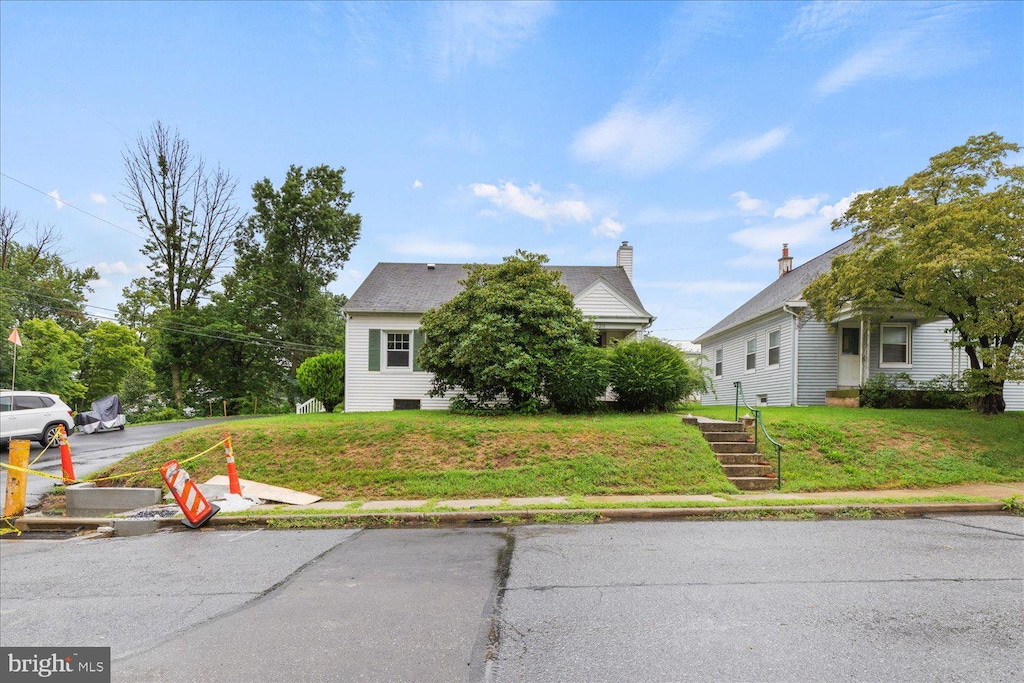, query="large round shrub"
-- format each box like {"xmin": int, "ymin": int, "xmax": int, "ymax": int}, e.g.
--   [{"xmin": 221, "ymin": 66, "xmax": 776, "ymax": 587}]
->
[
  {"xmin": 609, "ymin": 338, "xmax": 706, "ymax": 412},
  {"xmin": 546, "ymin": 345, "xmax": 610, "ymax": 413},
  {"xmin": 296, "ymin": 351, "xmax": 345, "ymax": 413}
]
